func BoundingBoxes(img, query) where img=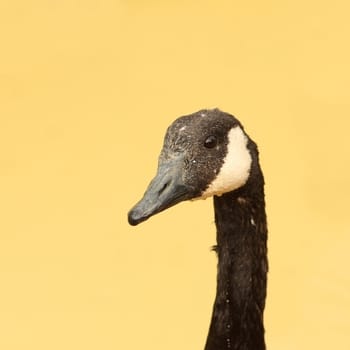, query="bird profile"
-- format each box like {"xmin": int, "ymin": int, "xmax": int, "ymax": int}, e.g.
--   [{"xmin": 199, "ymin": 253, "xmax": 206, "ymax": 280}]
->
[{"xmin": 128, "ymin": 109, "xmax": 268, "ymax": 350}]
